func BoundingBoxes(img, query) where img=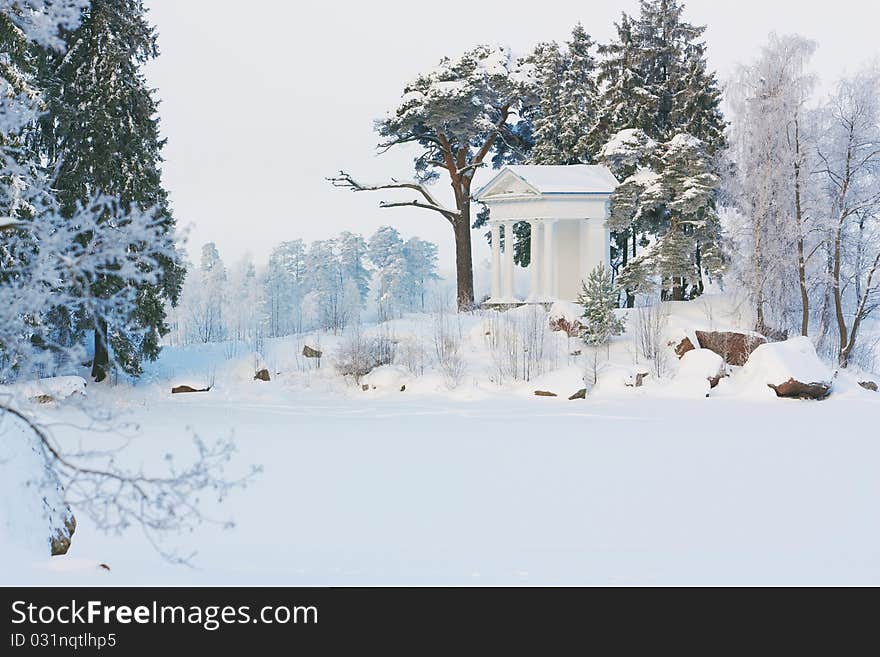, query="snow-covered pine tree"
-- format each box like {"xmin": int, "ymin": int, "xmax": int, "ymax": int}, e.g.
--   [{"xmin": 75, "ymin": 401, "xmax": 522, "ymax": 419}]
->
[
  {"xmin": 264, "ymin": 240, "xmax": 307, "ymax": 337},
  {"xmin": 330, "ymin": 45, "xmax": 533, "ymax": 311},
  {"xmin": 38, "ymin": 0, "xmax": 183, "ymax": 381},
  {"xmin": 199, "ymin": 243, "xmax": 226, "ymax": 343},
  {"xmin": 579, "ymin": 263, "xmax": 624, "ymax": 384},
  {"xmin": 368, "ymin": 226, "xmax": 409, "ymax": 322},
  {"xmin": 524, "ymin": 41, "xmax": 566, "ymax": 166},
  {"xmin": 402, "ymin": 237, "xmax": 440, "ymax": 311},
  {"xmin": 619, "ymin": 133, "xmax": 723, "ymax": 300},
  {"xmin": 595, "ymin": 1, "xmax": 726, "ymax": 303},
  {"xmin": 579, "ymin": 263, "xmax": 625, "ymax": 346},
  {"xmin": 559, "ymin": 23, "xmax": 599, "ymax": 164},
  {"xmin": 509, "ymin": 25, "xmax": 601, "ymax": 266},
  {"xmin": 336, "ymin": 231, "xmax": 370, "ymax": 306}
]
